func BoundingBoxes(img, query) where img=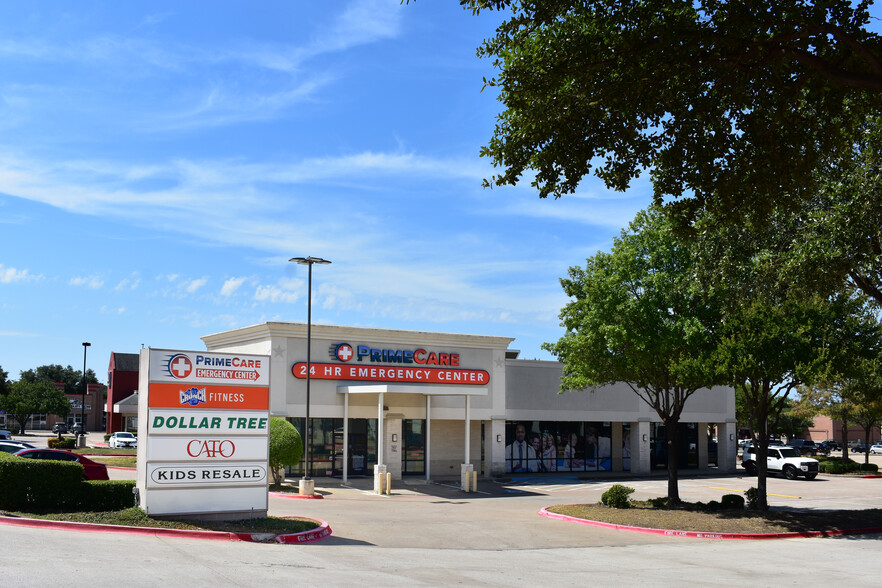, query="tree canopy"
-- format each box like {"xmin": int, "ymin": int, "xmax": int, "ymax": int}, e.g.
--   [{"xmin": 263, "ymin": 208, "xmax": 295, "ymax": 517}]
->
[
  {"xmin": 543, "ymin": 206, "xmax": 721, "ymax": 504},
  {"xmin": 0, "ymin": 379, "xmax": 70, "ymax": 435},
  {"xmin": 19, "ymin": 364, "xmax": 100, "ymax": 396},
  {"xmin": 462, "ymin": 0, "xmax": 882, "ymax": 224}
]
